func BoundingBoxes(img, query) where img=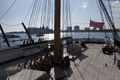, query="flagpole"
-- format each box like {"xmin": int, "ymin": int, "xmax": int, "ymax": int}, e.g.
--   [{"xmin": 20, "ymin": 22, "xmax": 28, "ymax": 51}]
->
[{"xmin": 88, "ymin": 19, "xmax": 91, "ymax": 42}]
